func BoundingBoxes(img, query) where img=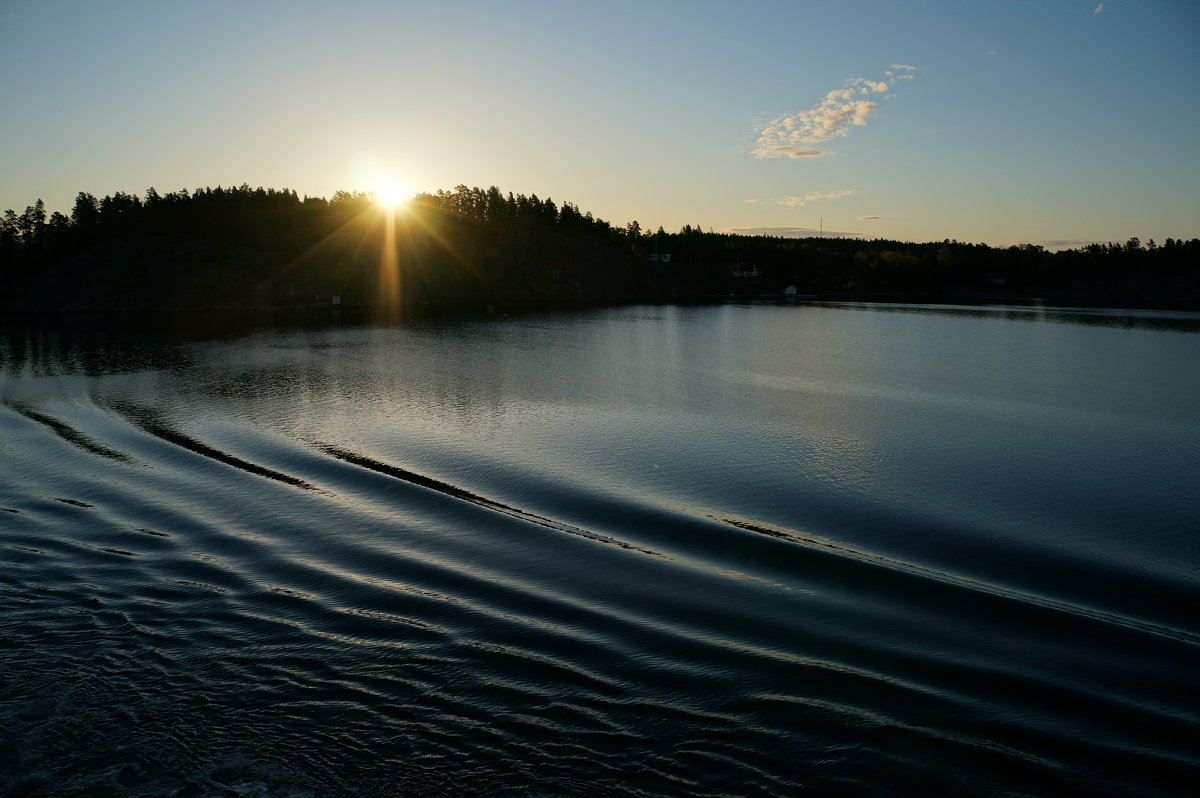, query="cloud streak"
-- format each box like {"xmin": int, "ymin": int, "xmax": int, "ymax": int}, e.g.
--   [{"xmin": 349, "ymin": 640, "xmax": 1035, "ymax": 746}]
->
[
  {"xmin": 770, "ymin": 189, "xmax": 856, "ymax": 207},
  {"xmin": 858, "ymin": 215, "xmax": 882, "ymax": 220},
  {"xmin": 727, "ymin": 226, "xmax": 868, "ymax": 239},
  {"xmin": 1015, "ymin": 238, "xmax": 1106, "ymax": 251},
  {"xmin": 753, "ymin": 69, "xmax": 914, "ymax": 159},
  {"xmin": 764, "ymin": 147, "xmax": 833, "ymax": 159}
]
